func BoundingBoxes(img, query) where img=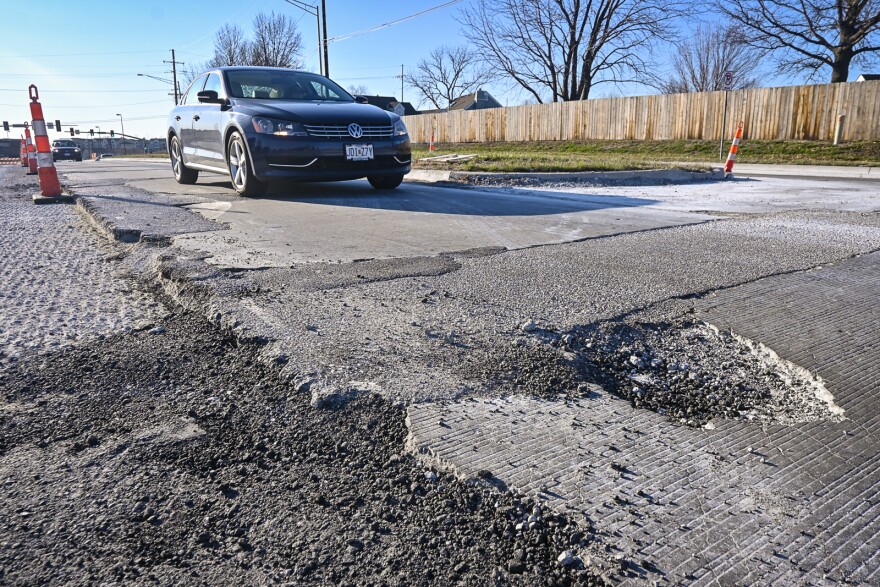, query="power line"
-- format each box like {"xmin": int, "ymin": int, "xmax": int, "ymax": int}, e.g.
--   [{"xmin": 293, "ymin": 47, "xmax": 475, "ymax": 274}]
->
[
  {"xmin": 0, "ymin": 99, "xmax": 171, "ymax": 109},
  {"xmin": 328, "ymin": 0, "xmax": 465, "ymax": 43},
  {"xmin": 0, "ymin": 88, "xmax": 170, "ymax": 93},
  {"xmin": 0, "ymin": 49, "xmax": 170, "ymax": 58}
]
